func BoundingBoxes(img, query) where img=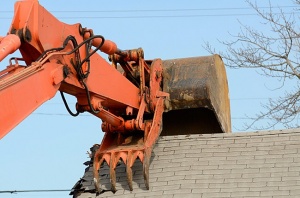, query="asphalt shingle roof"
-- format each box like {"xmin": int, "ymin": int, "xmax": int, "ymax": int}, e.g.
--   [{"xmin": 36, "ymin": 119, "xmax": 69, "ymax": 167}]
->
[{"xmin": 72, "ymin": 128, "xmax": 300, "ymax": 198}]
